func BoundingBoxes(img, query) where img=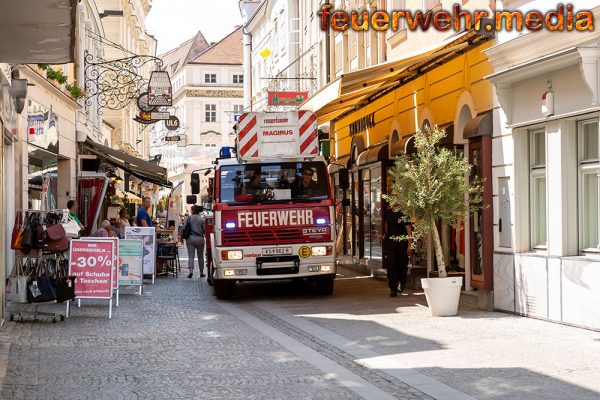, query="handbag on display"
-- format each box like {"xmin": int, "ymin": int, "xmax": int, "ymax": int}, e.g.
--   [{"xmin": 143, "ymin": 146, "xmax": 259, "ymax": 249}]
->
[
  {"xmin": 27, "ymin": 260, "xmax": 57, "ymax": 303},
  {"xmin": 55, "ymin": 259, "xmax": 76, "ymax": 303},
  {"xmin": 46, "ymin": 224, "xmax": 69, "ymax": 253},
  {"xmin": 62, "ymin": 213, "xmax": 81, "ymax": 238},
  {"xmin": 10, "ymin": 212, "xmax": 24, "ymax": 250},
  {"xmin": 23, "ymin": 212, "xmax": 42, "ymax": 251},
  {"xmin": 9, "ymin": 258, "xmax": 29, "ymax": 304}
]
